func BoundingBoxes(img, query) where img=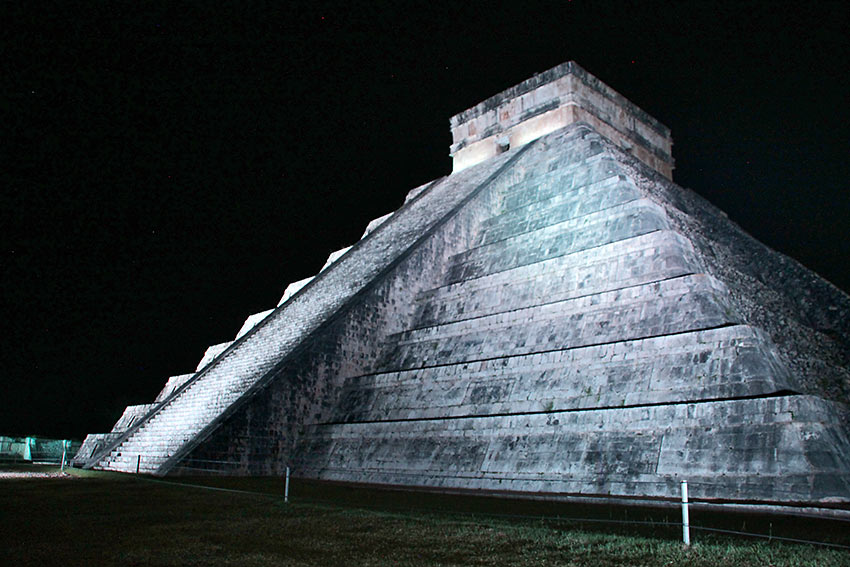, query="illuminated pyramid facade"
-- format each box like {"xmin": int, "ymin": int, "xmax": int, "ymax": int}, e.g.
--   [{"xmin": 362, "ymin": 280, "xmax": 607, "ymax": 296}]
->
[{"xmin": 76, "ymin": 62, "xmax": 850, "ymax": 507}]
